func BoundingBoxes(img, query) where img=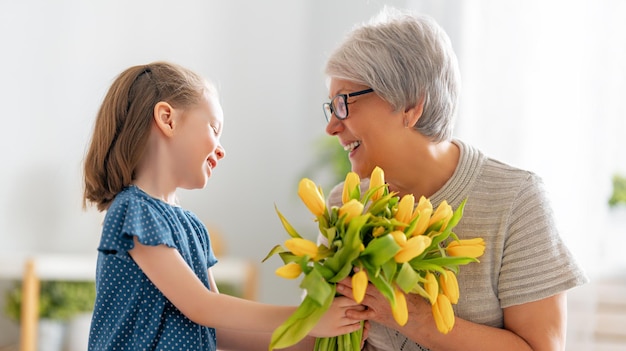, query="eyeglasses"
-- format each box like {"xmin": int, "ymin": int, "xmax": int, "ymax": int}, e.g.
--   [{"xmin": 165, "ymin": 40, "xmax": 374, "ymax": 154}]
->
[{"xmin": 323, "ymin": 88, "xmax": 374, "ymax": 122}]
